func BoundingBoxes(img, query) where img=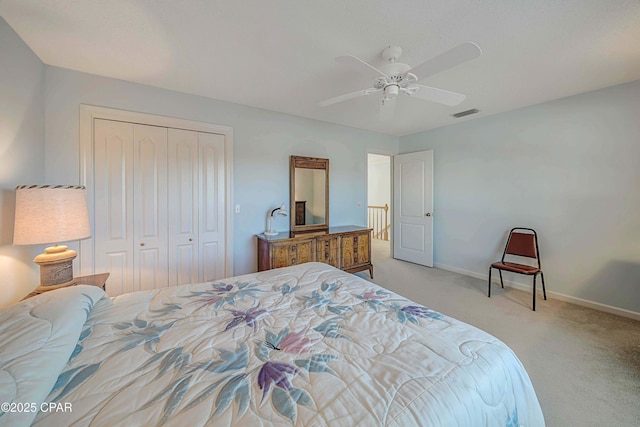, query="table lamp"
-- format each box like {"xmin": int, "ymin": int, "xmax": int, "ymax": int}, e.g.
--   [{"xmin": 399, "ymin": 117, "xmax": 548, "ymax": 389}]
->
[
  {"xmin": 13, "ymin": 185, "xmax": 91, "ymax": 292},
  {"xmin": 264, "ymin": 203, "xmax": 287, "ymax": 236}
]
